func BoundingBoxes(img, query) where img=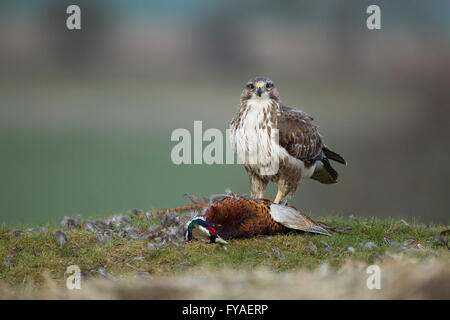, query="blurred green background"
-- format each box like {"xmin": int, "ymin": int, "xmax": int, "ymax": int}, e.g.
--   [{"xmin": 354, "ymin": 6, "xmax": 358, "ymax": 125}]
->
[{"xmin": 0, "ymin": 1, "xmax": 449, "ymax": 224}]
